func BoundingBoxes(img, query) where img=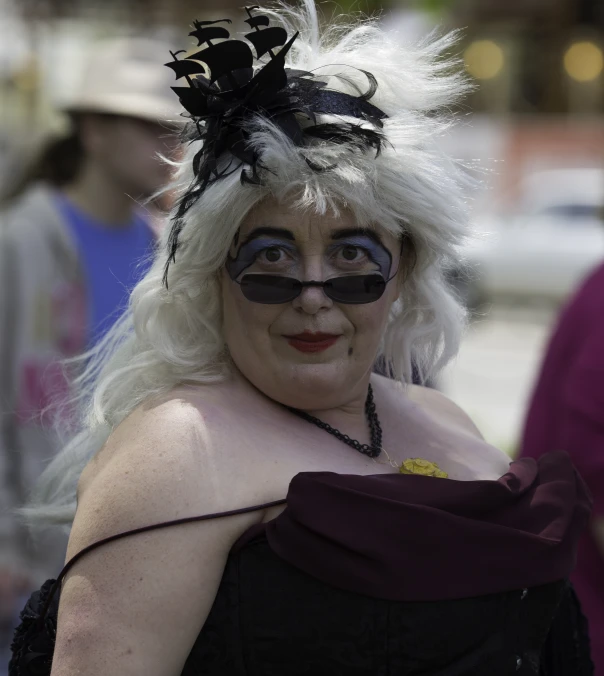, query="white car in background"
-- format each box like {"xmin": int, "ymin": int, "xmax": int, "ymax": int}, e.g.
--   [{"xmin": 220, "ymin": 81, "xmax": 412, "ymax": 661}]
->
[{"xmin": 462, "ymin": 168, "xmax": 604, "ymax": 307}]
